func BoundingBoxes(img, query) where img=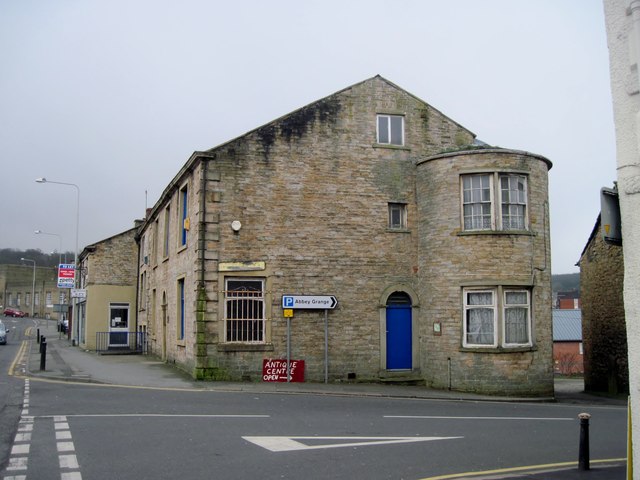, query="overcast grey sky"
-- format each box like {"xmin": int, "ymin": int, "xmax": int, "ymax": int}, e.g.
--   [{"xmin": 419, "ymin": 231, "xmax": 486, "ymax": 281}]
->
[{"xmin": 0, "ymin": 0, "xmax": 614, "ymax": 274}]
